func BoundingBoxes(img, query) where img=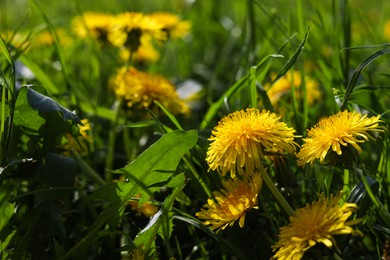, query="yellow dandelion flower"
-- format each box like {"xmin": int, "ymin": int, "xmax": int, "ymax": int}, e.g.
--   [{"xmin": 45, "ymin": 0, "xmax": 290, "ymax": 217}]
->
[
  {"xmin": 266, "ymin": 70, "xmax": 321, "ymax": 106},
  {"xmin": 149, "ymin": 12, "xmax": 191, "ymax": 39},
  {"xmin": 129, "ymin": 194, "xmax": 159, "ymax": 218},
  {"xmin": 206, "ymin": 108, "xmax": 298, "ymax": 178},
  {"xmin": 272, "ymin": 193, "xmax": 361, "ymax": 260},
  {"xmin": 108, "ymin": 12, "xmax": 166, "ymax": 51},
  {"xmin": 195, "ymin": 173, "xmax": 262, "ymax": 232},
  {"xmin": 72, "ymin": 12, "xmax": 114, "ymax": 44},
  {"xmin": 62, "ymin": 119, "xmax": 93, "ymax": 156},
  {"xmin": 109, "ymin": 66, "xmax": 189, "ymax": 115},
  {"xmin": 297, "ymin": 111, "xmax": 384, "ymax": 166}
]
